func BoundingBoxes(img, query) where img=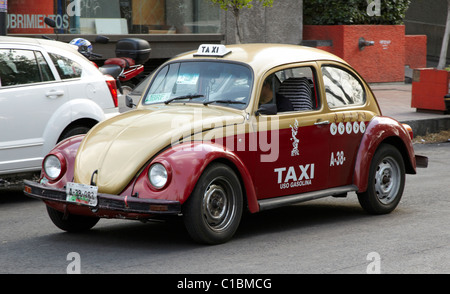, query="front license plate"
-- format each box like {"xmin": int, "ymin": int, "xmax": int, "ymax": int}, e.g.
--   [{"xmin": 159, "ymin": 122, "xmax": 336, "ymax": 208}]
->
[{"xmin": 66, "ymin": 182, "xmax": 98, "ymax": 207}]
